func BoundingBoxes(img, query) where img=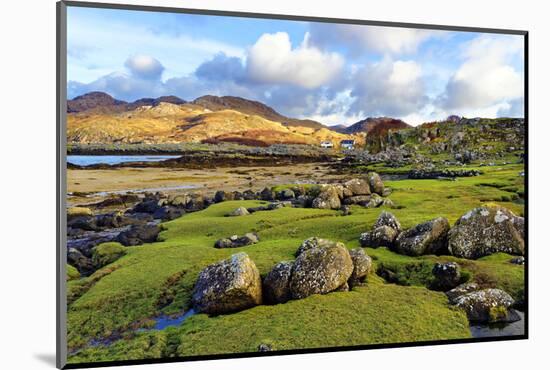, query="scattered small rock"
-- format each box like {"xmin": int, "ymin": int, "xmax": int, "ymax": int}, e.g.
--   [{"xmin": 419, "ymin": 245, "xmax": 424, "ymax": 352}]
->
[
  {"xmin": 226, "ymin": 206, "xmax": 250, "ymax": 217},
  {"xmin": 214, "ymin": 233, "xmax": 259, "ymax": 248}
]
